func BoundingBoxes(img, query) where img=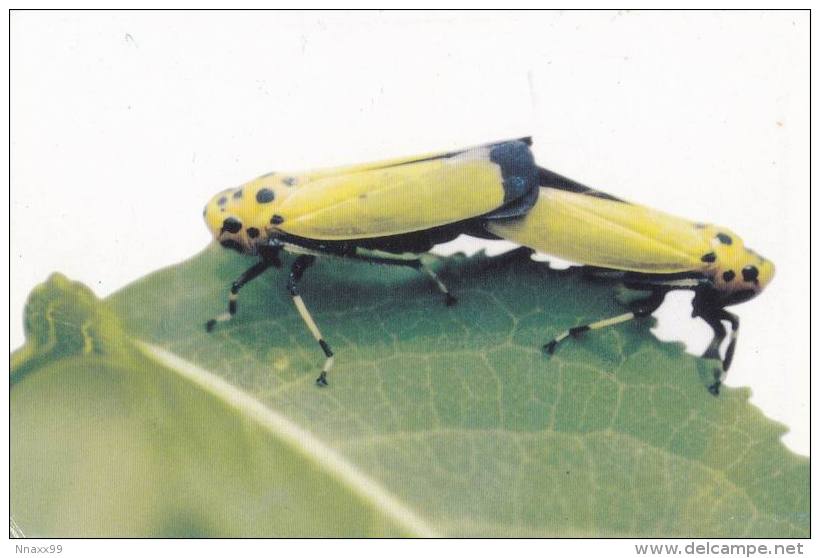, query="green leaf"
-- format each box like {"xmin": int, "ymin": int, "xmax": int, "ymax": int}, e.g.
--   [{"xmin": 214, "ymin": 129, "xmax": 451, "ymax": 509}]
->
[{"xmin": 11, "ymin": 246, "xmax": 808, "ymax": 537}]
